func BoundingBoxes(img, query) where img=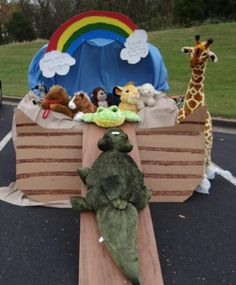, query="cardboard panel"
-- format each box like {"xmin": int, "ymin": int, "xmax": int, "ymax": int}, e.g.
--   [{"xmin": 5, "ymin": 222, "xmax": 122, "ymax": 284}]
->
[
  {"xmin": 16, "ymin": 161, "xmax": 82, "ymax": 173},
  {"xmin": 16, "ymin": 148, "xmax": 82, "ymax": 159},
  {"xmin": 16, "ymin": 175, "xmax": 81, "ymax": 190},
  {"xmin": 137, "ymin": 134, "xmax": 203, "ymax": 148},
  {"xmin": 142, "ymin": 164, "xmax": 203, "ymax": 174},
  {"xmin": 28, "ymin": 194, "xmax": 81, "ymax": 202},
  {"xmin": 139, "ymin": 149, "xmax": 204, "ymax": 161},
  {"xmin": 16, "ymin": 136, "xmax": 83, "ymax": 146},
  {"xmin": 136, "ymin": 107, "xmax": 206, "ymax": 202},
  {"xmin": 15, "ymin": 109, "xmax": 83, "ymax": 201}
]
